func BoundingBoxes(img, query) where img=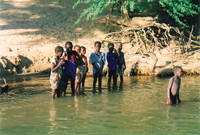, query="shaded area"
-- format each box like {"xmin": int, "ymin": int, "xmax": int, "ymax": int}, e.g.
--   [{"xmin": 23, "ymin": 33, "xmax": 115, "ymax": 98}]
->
[
  {"xmin": 0, "ymin": 75, "xmax": 50, "ymax": 102},
  {"xmin": 0, "ymin": 0, "xmax": 89, "ymax": 42}
]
